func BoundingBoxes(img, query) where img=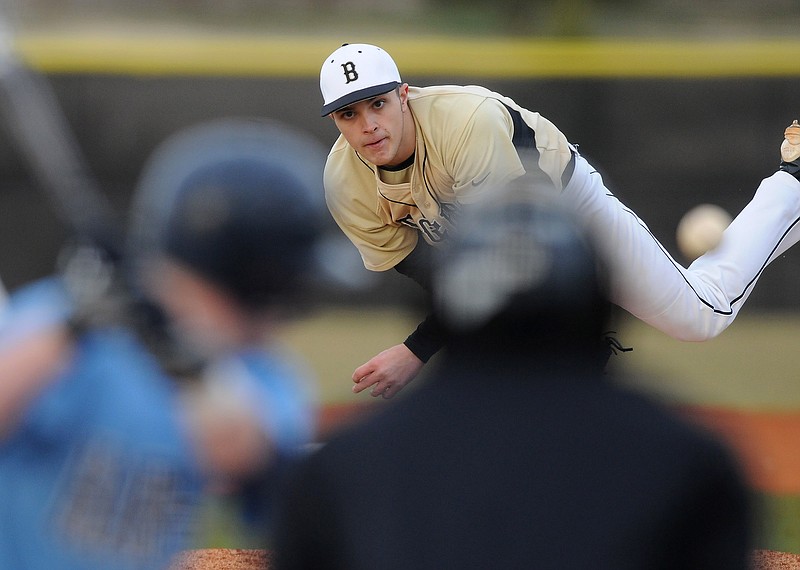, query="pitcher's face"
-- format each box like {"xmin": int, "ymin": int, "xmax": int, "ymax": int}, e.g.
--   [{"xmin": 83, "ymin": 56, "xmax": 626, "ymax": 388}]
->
[{"xmin": 330, "ymin": 84, "xmax": 415, "ymax": 167}]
